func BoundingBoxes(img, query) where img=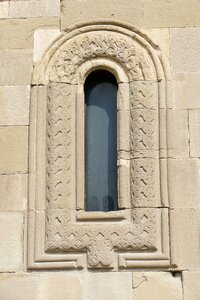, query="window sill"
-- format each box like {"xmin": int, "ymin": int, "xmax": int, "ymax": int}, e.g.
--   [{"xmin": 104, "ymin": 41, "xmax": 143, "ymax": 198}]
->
[{"xmin": 76, "ymin": 210, "xmax": 126, "ymax": 222}]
